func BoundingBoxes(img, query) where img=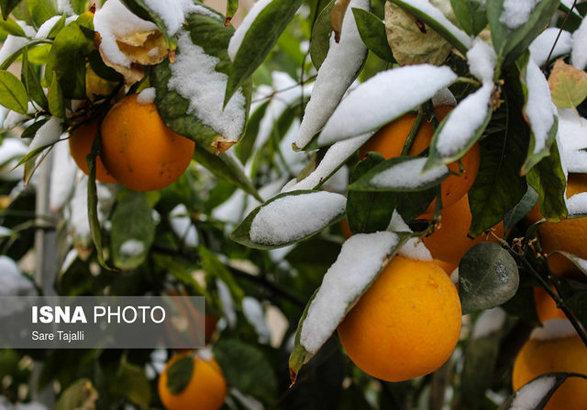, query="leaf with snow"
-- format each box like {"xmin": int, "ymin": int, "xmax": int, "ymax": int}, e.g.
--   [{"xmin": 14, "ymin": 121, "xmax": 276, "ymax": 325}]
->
[
  {"xmin": 353, "ymin": 7, "xmax": 394, "ymax": 62},
  {"xmin": 350, "ymin": 157, "xmax": 449, "ymax": 192},
  {"xmin": 450, "ymin": 0, "xmax": 488, "ymax": 36},
  {"xmin": 550, "ymin": 251, "xmax": 587, "ymax": 276},
  {"xmin": 231, "ymin": 191, "xmax": 347, "ymax": 250},
  {"xmin": 294, "ymin": 0, "xmax": 368, "ymax": 150},
  {"xmin": 567, "ymin": 192, "xmax": 587, "ymax": 217},
  {"xmin": 310, "ymin": 0, "xmax": 335, "ymax": 69},
  {"xmin": 225, "ymin": 0, "xmax": 303, "ymax": 104},
  {"xmin": 289, "ymin": 232, "xmax": 404, "ymax": 379},
  {"xmin": 21, "ymin": 118, "xmax": 64, "ymax": 184},
  {"xmin": 467, "ymin": 38, "xmax": 497, "ymax": 84},
  {"xmin": 571, "ymin": 13, "xmax": 587, "ymax": 70},
  {"xmin": 170, "ymin": 204, "xmax": 199, "ymax": 247},
  {"xmin": 318, "ymin": 65, "xmax": 457, "ymax": 146},
  {"xmin": 530, "ymin": 28, "xmax": 572, "ymax": 67},
  {"xmin": 389, "ymin": 0, "xmax": 473, "ymax": 53},
  {"xmin": 548, "ymin": 59, "xmax": 587, "ymax": 109},
  {"xmin": 558, "ymin": 109, "xmax": 587, "ymax": 173},
  {"xmin": 152, "ymin": 12, "xmax": 248, "ymax": 154},
  {"xmin": 519, "ymin": 55, "xmax": 558, "ymax": 175}
]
